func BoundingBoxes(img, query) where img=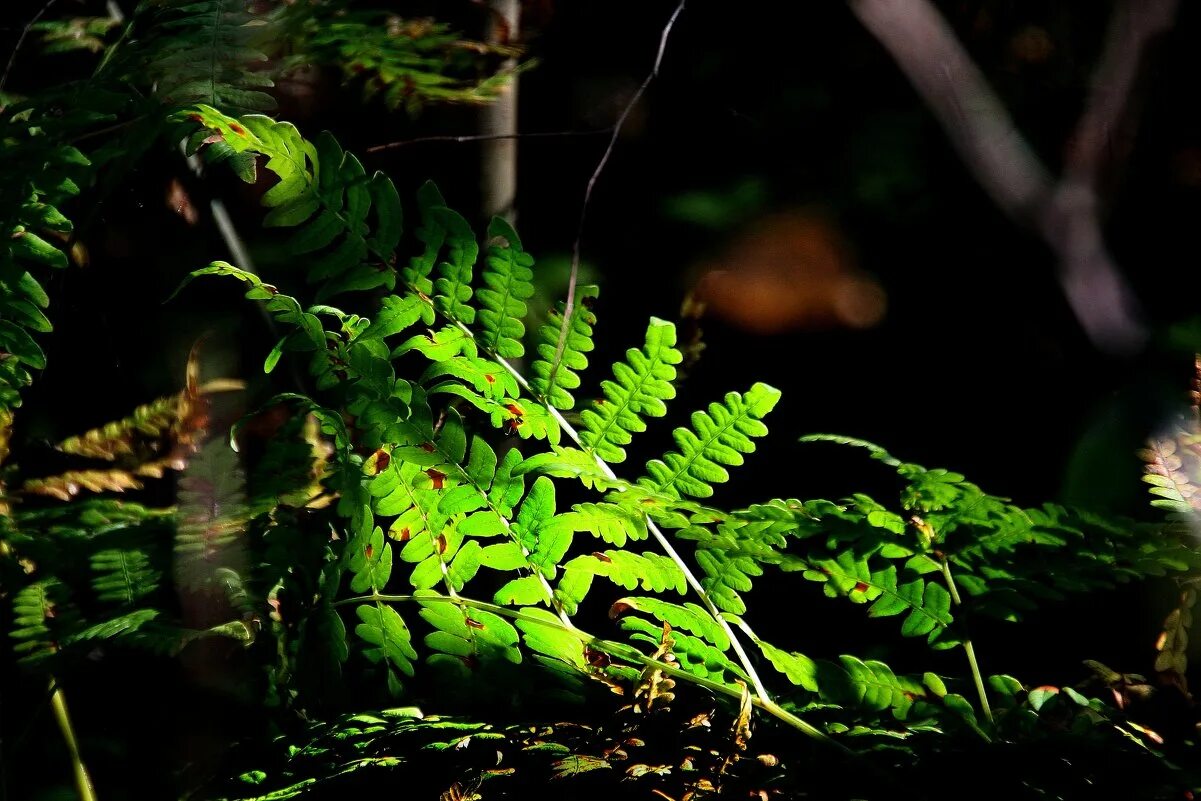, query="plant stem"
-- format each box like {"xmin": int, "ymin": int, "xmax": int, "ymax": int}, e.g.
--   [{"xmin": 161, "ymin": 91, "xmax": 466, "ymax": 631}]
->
[
  {"xmin": 939, "ymin": 558, "xmax": 993, "ymax": 723},
  {"xmin": 48, "ymin": 680, "xmax": 97, "ymax": 801},
  {"xmin": 334, "ymin": 592, "xmax": 840, "ymax": 750}
]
